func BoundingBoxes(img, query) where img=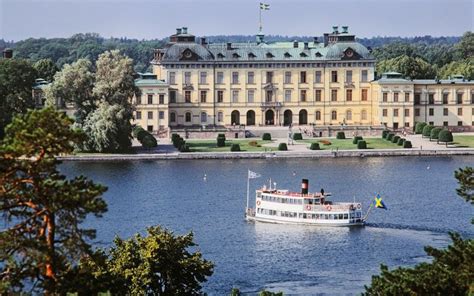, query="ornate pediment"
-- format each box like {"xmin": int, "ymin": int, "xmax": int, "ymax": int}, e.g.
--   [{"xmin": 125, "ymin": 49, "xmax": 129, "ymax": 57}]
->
[
  {"xmin": 341, "ymin": 47, "xmax": 361, "ymax": 60},
  {"xmin": 180, "ymin": 48, "xmax": 199, "ymax": 61}
]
